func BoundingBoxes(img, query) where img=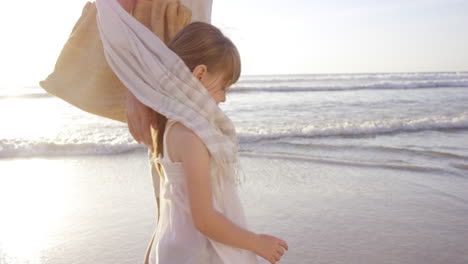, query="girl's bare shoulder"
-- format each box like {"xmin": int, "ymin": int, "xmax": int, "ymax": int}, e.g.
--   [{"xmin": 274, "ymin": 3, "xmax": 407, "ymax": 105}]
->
[
  {"xmin": 170, "ymin": 122, "xmax": 207, "ymax": 152},
  {"xmin": 171, "ymin": 122, "xmax": 196, "ymax": 139}
]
